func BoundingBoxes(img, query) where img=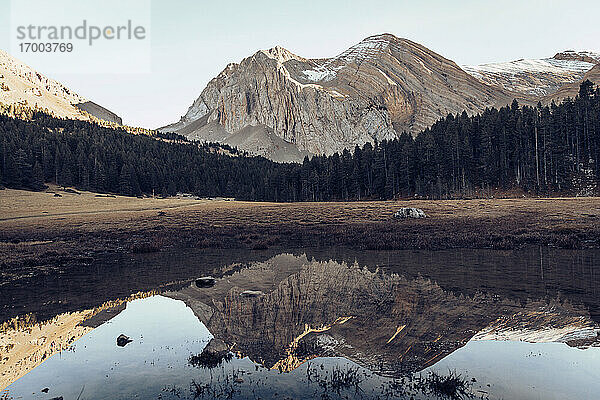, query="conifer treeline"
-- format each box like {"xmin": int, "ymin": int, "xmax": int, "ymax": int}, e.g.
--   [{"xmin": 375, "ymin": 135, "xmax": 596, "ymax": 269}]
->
[{"xmin": 0, "ymin": 81, "xmax": 598, "ymax": 200}]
